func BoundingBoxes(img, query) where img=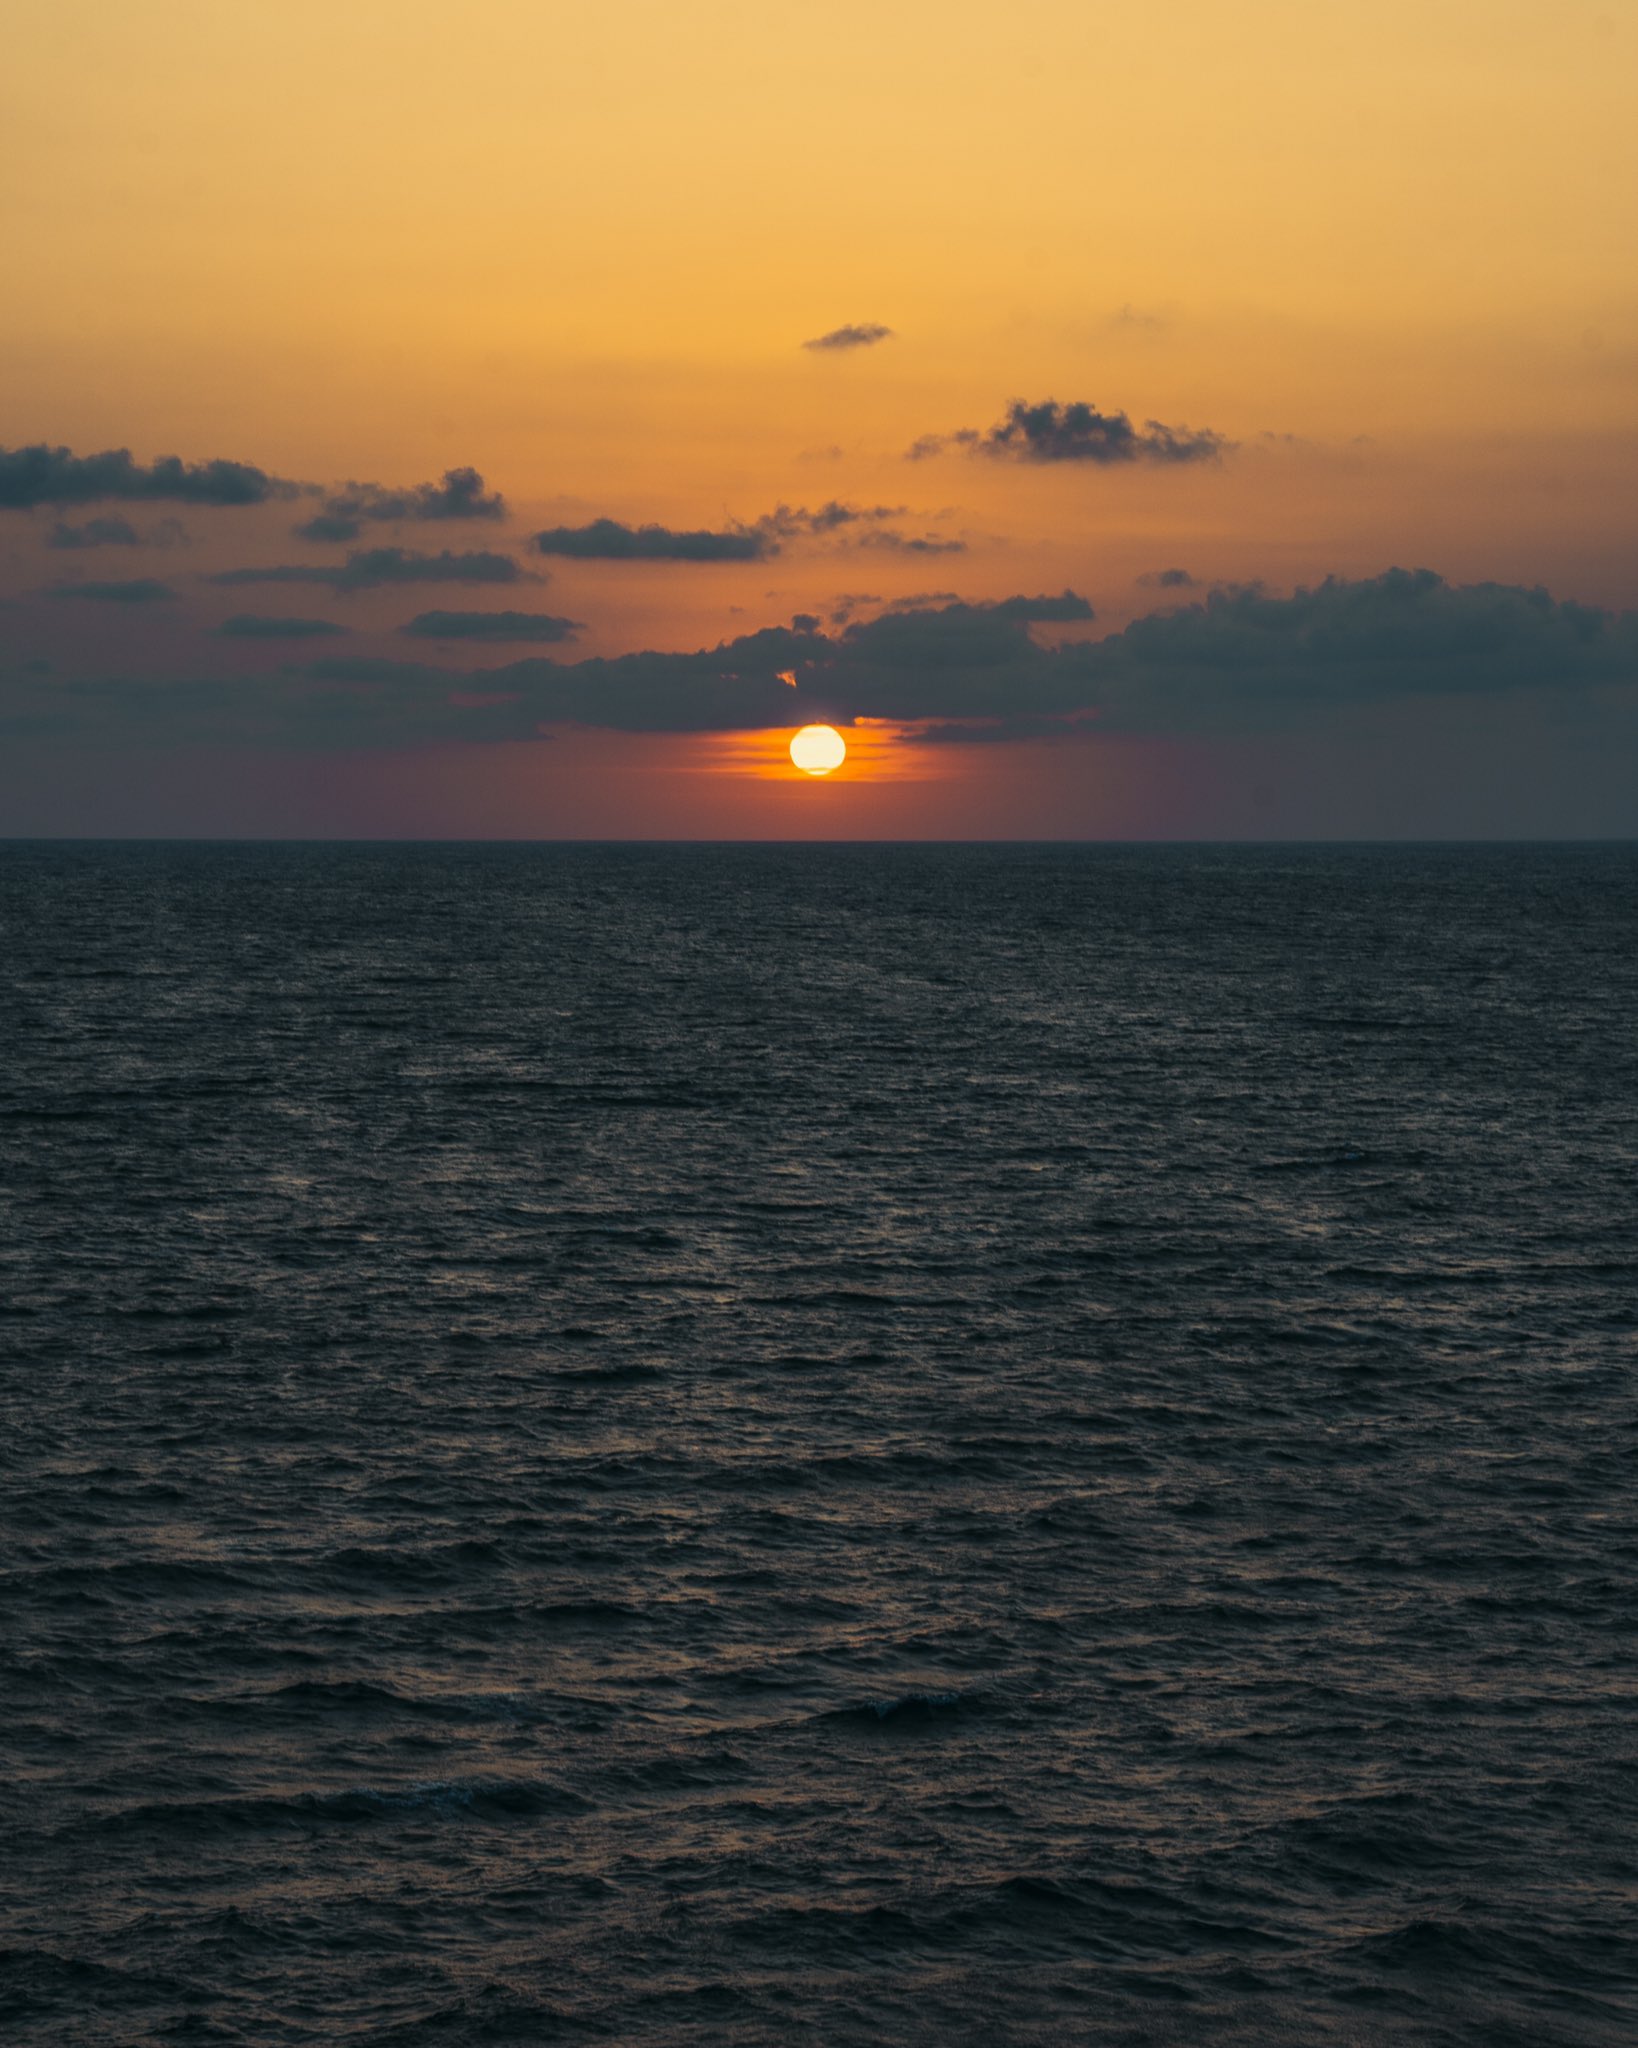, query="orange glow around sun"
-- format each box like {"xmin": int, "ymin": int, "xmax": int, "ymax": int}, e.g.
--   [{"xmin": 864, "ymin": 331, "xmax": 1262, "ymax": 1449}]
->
[{"xmin": 696, "ymin": 721, "xmax": 966, "ymax": 784}]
